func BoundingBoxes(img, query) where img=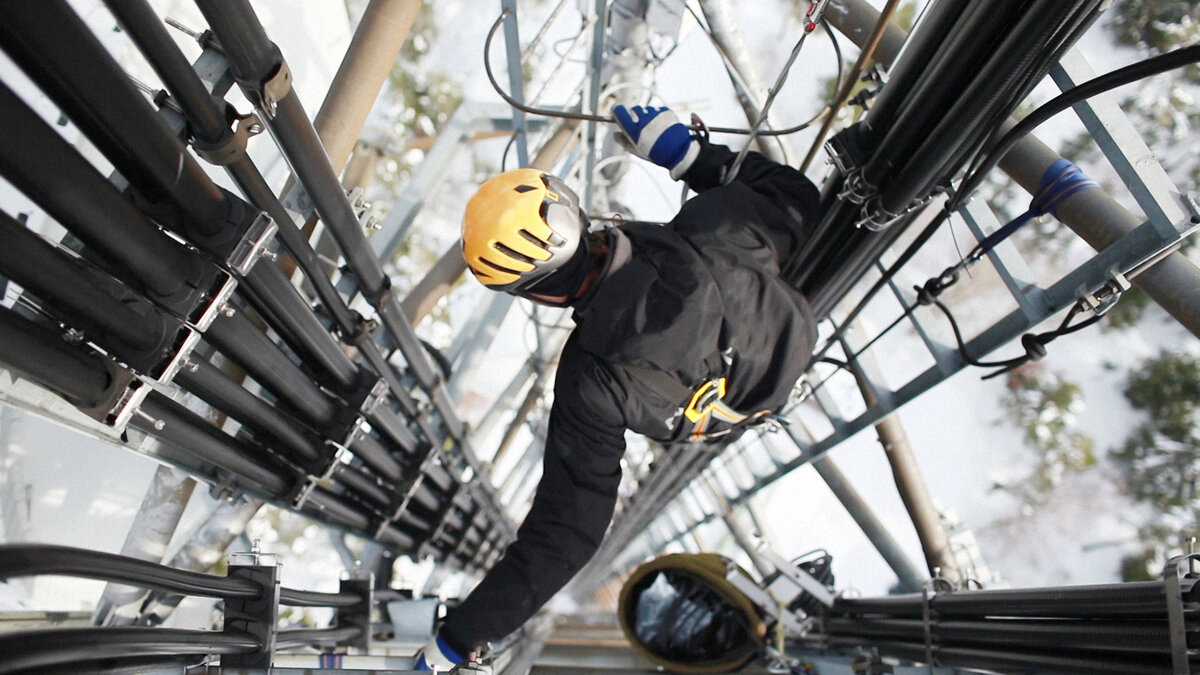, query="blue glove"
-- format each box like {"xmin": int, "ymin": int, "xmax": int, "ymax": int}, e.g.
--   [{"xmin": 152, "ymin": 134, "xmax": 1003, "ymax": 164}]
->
[
  {"xmin": 613, "ymin": 104, "xmax": 699, "ymax": 180},
  {"xmin": 414, "ymin": 634, "xmax": 464, "ymax": 672}
]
